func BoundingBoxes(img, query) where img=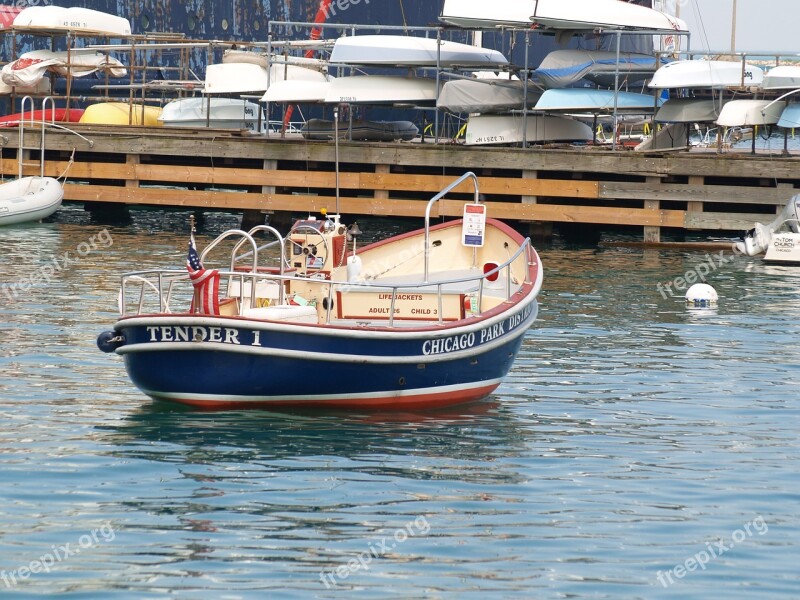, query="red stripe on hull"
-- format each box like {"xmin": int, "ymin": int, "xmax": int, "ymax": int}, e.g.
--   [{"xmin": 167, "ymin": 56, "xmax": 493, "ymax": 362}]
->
[{"xmin": 148, "ymin": 383, "xmax": 500, "ymax": 411}]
